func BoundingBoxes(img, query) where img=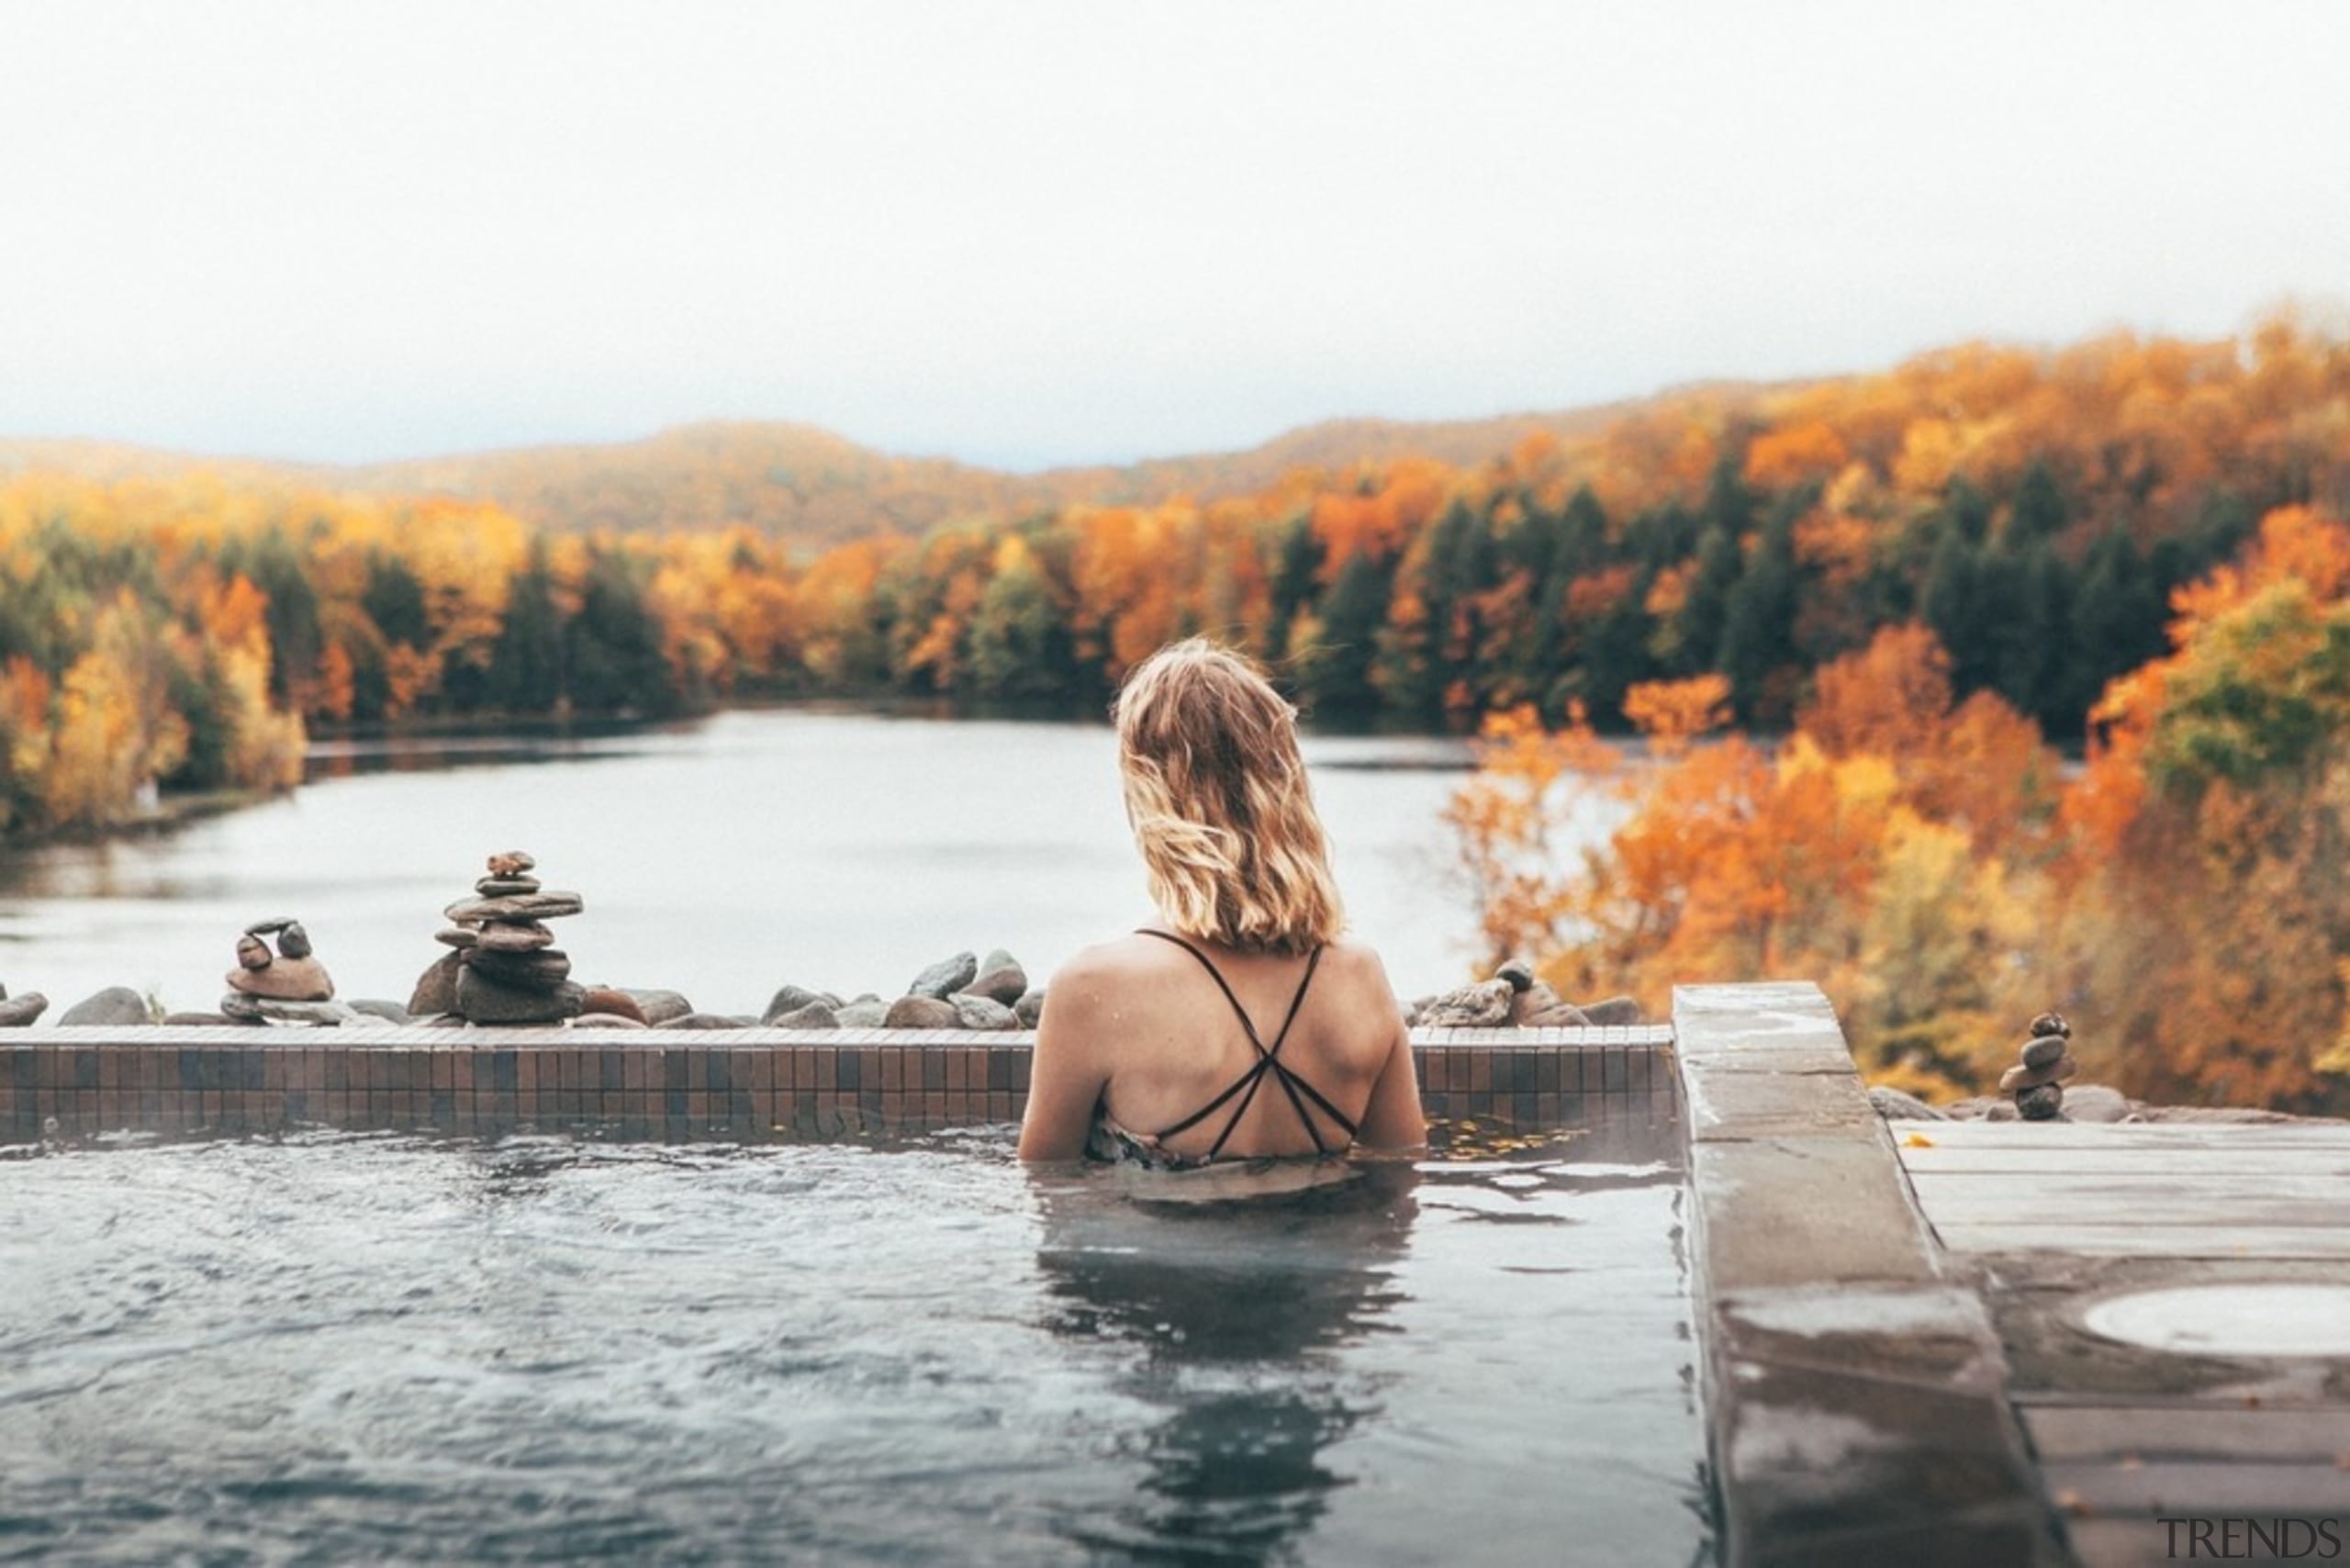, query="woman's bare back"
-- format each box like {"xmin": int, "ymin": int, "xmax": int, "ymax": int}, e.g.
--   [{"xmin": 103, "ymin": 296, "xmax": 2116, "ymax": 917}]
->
[{"xmin": 1023, "ymin": 930, "xmax": 1418, "ymax": 1165}]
